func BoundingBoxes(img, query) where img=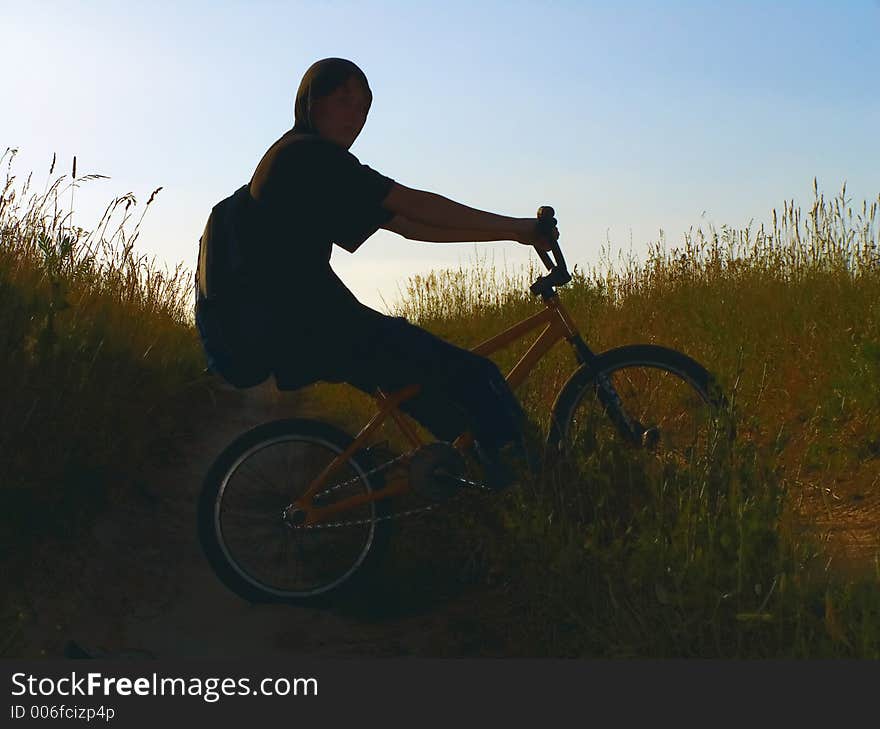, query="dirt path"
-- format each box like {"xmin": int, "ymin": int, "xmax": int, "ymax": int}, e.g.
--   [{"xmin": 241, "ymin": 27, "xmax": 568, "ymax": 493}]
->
[
  {"xmin": 13, "ymin": 380, "xmax": 877, "ymax": 659},
  {"xmin": 796, "ymin": 473, "xmax": 880, "ymax": 579},
  {"xmin": 17, "ymin": 380, "xmax": 497, "ymax": 659}
]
